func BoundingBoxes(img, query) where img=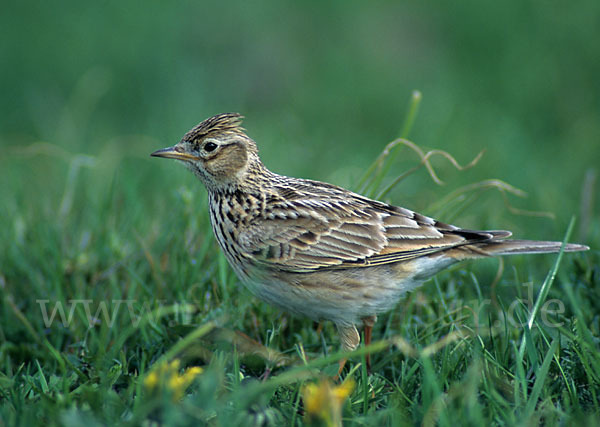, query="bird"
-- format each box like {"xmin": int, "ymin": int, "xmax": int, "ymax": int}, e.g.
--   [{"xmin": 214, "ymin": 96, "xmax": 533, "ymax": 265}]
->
[{"xmin": 151, "ymin": 112, "xmax": 589, "ymax": 370}]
